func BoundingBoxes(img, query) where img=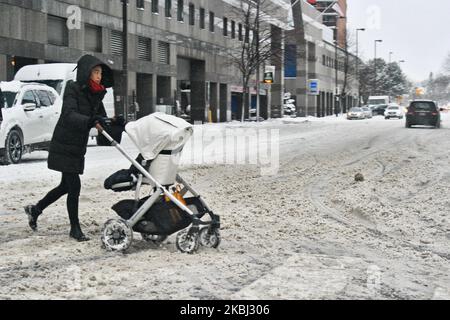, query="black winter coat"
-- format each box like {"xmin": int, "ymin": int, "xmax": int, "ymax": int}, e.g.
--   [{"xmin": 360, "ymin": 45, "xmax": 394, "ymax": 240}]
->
[{"xmin": 48, "ymin": 55, "xmax": 114, "ymax": 174}]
